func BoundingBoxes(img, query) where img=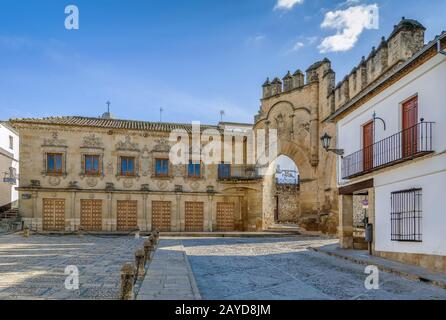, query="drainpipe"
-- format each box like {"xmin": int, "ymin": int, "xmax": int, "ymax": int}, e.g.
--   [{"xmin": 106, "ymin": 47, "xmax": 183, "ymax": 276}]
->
[{"xmin": 438, "ymin": 39, "xmax": 446, "ymax": 56}]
